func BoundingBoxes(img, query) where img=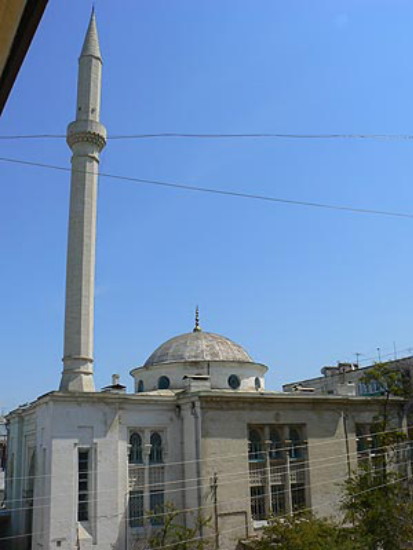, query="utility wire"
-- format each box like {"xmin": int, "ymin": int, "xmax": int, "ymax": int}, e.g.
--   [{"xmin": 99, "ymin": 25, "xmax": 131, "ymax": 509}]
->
[
  {"xmin": 7, "ymin": 450, "xmax": 408, "ymax": 516},
  {"xmin": 2, "ymin": 472, "xmax": 411, "ymax": 544},
  {"xmin": 4, "ymin": 421, "xmax": 410, "ymax": 485},
  {"xmin": 2, "ymin": 132, "xmax": 413, "ymax": 141},
  {"xmin": 1, "ymin": 156, "xmax": 413, "ymax": 220}
]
